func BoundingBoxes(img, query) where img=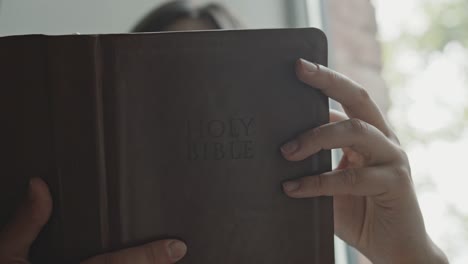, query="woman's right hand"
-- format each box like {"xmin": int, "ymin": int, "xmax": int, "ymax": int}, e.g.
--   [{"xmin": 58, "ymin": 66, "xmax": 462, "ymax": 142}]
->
[{"xmin": 0, "ymin": 177, "xmax": 187, "ymax": 264}]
